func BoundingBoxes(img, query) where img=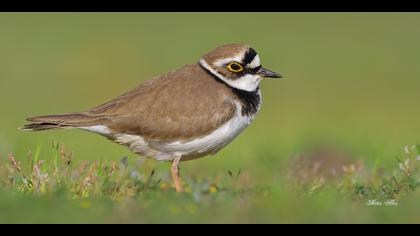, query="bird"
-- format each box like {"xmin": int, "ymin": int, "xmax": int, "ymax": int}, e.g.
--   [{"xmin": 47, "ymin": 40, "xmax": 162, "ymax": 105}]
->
[{"xmin": 22, "ymin": 43, "xmax": 282, "ymax": 192}]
